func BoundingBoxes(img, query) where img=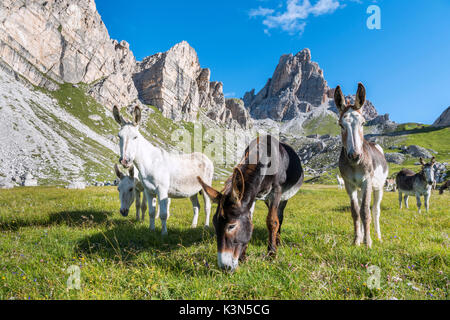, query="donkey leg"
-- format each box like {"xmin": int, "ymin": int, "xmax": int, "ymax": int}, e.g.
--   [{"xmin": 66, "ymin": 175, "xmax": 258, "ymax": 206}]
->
[
  {"xmin": 140, "ymin": 191, "xmax": 147, "ymax": 221},
  {"xmin": 415, "ymin": 194, "xmax": 422, "ymax": 213},
  {"xmin": 135, "ymin": 191, "xmax": 141, "ymax": 221},
  {"xmin": 158, "ymin": 191, "xmax": 170, "ymax": 236},
  {"xmin": 276, "ymin": 200, "xmax": 288, "ymax": 246},
  {"xmin": 404, "ymin": 195, "xmax": 409, "ymax": 209},
  {"xmin": 166, "ymin": 198, "xmax": 171, "ymax": 220},
  {"xmin": 190, "ymin": 195, "xmax": 200, "ymax": 228},
  {"xmin": 202, "ymin": 192, "xmax": 211, "ymax": 227},
  {"xmin": 360, "ymin": 180, "xmax": 373, "ymax": 248},
  {"xmin": 266, "ymin": 186, "xmax": 282, "ymax": 256},
  {"xmin": 372, "ymin": 188, "xmax": 383, "ymax": 241},
  {"xmin": 146, "ymin": 192, "xmax": 157, "ymax": 231},
  {"xmin": 250, "ymin": 201, "xmax": 256, "ymax": 221},
  {"xmin": 398, "ymin": 192, "xmax": 403, "ymax": 209},
  {"xmin": 357, "ymin": 189, "xmax": 364, "ymax": 237},
  {"xmin": 154, "ymin": 197, "xmax": 160, "ymax": 219},
  {"xmin": 345, "ymin": 185, "xmax": 363, "ymax": 245},
  {"xmin": 424, "ymin": 192, "xmax": 430, "ymax": 213}
]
